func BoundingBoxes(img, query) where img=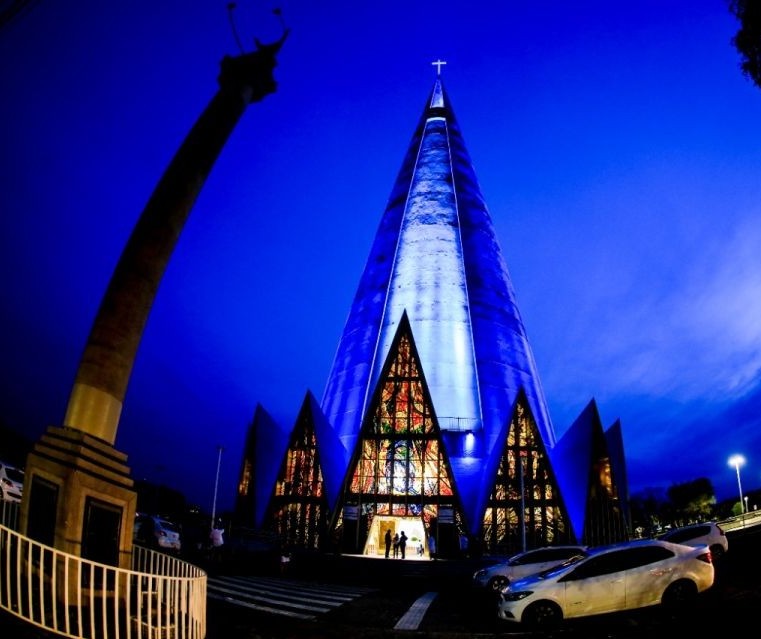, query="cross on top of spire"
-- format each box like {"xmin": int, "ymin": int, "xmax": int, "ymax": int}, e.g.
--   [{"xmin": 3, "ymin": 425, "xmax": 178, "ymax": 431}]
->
[{"xmin": 432, "ymin": 59, "xmax": 447, "ymax": 76}]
